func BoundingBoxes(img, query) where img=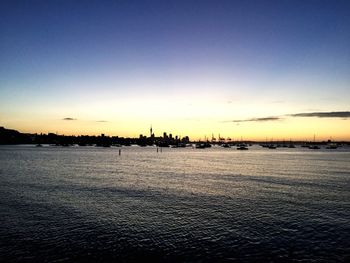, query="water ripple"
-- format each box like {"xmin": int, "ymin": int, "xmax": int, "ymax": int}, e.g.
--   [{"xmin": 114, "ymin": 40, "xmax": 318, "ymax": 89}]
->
[{"xmin": 0, "ymin": 146, "xmax": 349, "ymax": 262}]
